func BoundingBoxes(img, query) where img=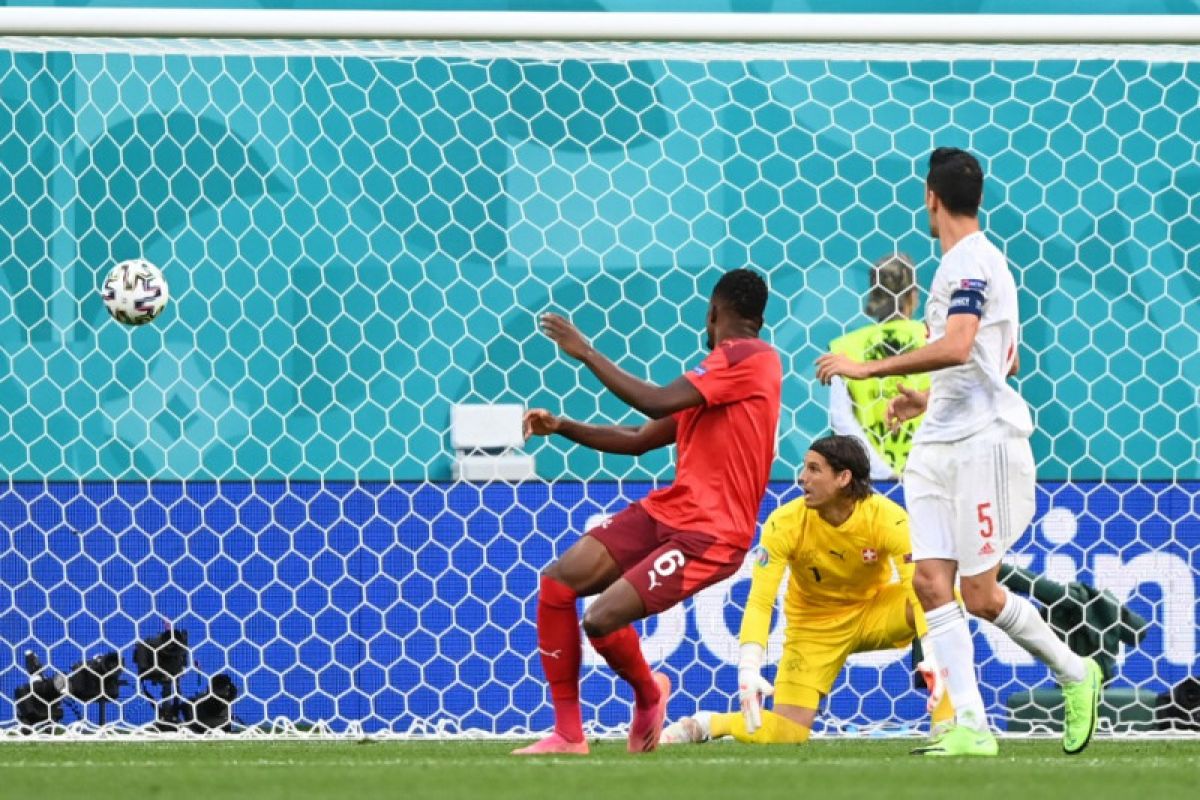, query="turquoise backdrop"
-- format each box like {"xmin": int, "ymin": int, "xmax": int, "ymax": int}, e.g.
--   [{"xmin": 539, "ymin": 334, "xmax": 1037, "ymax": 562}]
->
[{"xmin": 1, "ymin": 42, "xmax": 1198, "ymax": 481}]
